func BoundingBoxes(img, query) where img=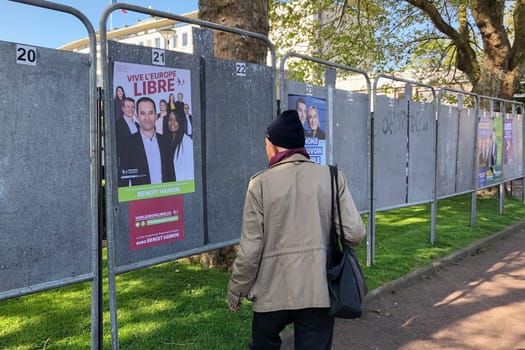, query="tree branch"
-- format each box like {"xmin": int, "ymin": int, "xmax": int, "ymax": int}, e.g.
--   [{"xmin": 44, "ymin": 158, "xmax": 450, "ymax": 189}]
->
[
  {"xmin": 471, "ymin": 0, "xmax": 510, "ymax": 69},
  {"xmin": 404, "ymin": 0, "xmax": 480, "ymax": 83}
]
